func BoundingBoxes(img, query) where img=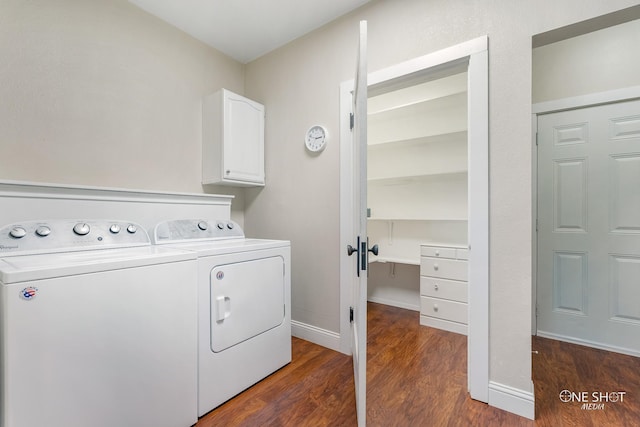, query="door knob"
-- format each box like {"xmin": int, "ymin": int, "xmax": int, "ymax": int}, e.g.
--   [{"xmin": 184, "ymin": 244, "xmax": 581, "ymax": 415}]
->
[
  {"xmin": 368, "ymin": 244, "xmax": 379, "ymax": 256},
  {"xmin": 347, "ymin": 245, "xmax": 358, "ymax": 256}
]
